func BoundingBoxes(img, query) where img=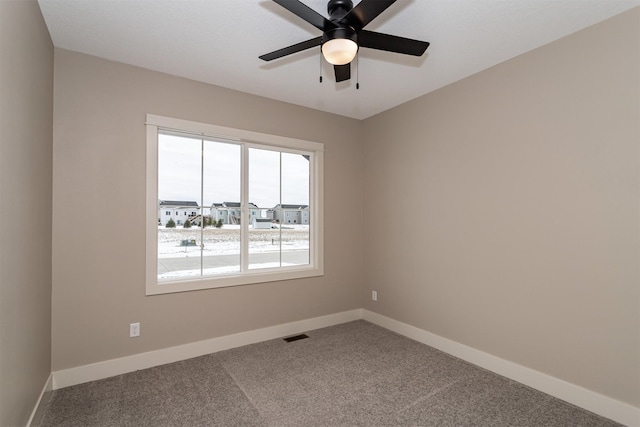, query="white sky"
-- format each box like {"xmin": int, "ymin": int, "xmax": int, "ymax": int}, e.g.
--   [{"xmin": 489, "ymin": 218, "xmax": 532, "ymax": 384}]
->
[{"xmin": 158, "ymin": 134, "xmax": 310, "ymax": 208}]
